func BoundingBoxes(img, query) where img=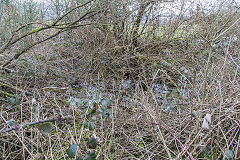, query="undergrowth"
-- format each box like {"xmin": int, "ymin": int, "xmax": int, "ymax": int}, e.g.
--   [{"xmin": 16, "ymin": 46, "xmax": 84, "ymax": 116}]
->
[{"xmin": 0, "ymin": 0, "xmax": 240, "ymax": 160}]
